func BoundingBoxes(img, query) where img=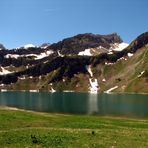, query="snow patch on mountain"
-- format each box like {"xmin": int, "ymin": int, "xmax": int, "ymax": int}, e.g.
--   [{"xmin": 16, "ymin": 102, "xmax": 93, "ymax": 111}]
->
[
  {"xmin": 127, "ymin": 53, "xmax": 133, "ymax": 57},
  {"xmin": 1, "ymin": 89, "xmax": 7, "ymax": 92},
  {"xmin": 58, "ymin": 51, "xmax": 64, "ymax": 57},
  {"xmin": 78, "ymin": 49, "xmax": 92, "ymax": 56},
  {"xmin": 35, "ymin": 50, "xmax": 54, "ymax": 60},
  {"xmin": 0, "ymin": 67, "xmax": 12, "ymax": 75},
  {"xmin": 89, "ymin": 78, "xmax": 99, "ymax": 93},
  {"xmin": 86, "ymin": 65, "xmax": 99, "ymax": 93},
  {"xmin": 51, "ymin": 87, "xmax": 56, "ymax": 93},
  {"xmin": 5, "ymin": 54, "xmax": 20, "ymax": 59},
  {"xmin": 5, "ymin": 50, "xmax": 54, "ymax": 60},
  {"xmin": 29, "ymin": 90, "xmax": 39, "ymax": 92},
  {"xmin": 78, "ymin": 42, "xmax": 128, "ymax": 56},
  {"xmin": 86, "ymin": 65, "xmax": 93, "ymax": 77},
  {"xmin": 104, "ymin": 86, "xmax": 118, "ymax": 93},
  {"xmin": 24, "ymin": 44, "xmax": 35, "ymax": 49},
  {"xmin": 108, "ymin": 51, "xmax": 113, "ymax": 54},
  {"xmin": 111, "ymin": 42, "xmax": 129, "ymax": 51}
]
